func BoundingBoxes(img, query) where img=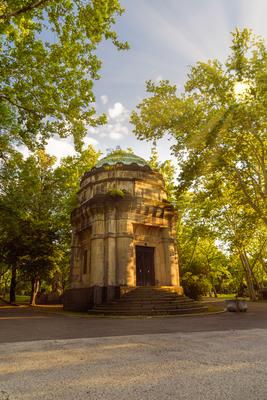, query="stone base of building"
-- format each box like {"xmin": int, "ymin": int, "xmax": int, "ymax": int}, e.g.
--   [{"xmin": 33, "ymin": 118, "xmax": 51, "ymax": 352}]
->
[
  {"xmin": 63, "ymin": 285, "xmax": 183, "ymax": 312},
  {"xmin": 63, "ymin": 286, "xmax": 120, "ymax": 311}
]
